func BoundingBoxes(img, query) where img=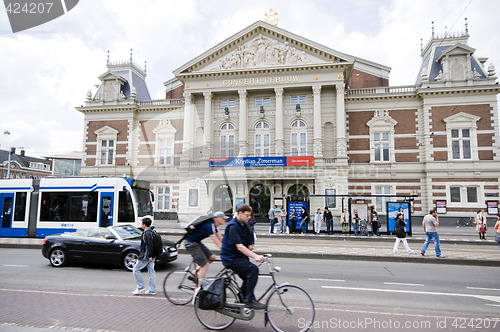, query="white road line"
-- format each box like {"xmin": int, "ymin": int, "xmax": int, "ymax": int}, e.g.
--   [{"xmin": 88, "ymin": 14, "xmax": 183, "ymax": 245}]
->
[
  {"xmin": 308, "ymin": 278, "xmax": 345, "ymax": 282},
  {"xmin": 384, "ymin": 282, "xmax": 424, "ymax": 287},
  {"xmin": 0, "ymin": 288, "xmax": 165, "ymax": 300},
  {"xmin": 2, "ymin": 265, "xmax": 29, "ymax": 267},
  {"xmin": 322, "ymin": 285, "xmax": 500, "ymax": 305},
  {"xmin": 467, "ymin": 286, "xmax": 500, "ymax": 292}
]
